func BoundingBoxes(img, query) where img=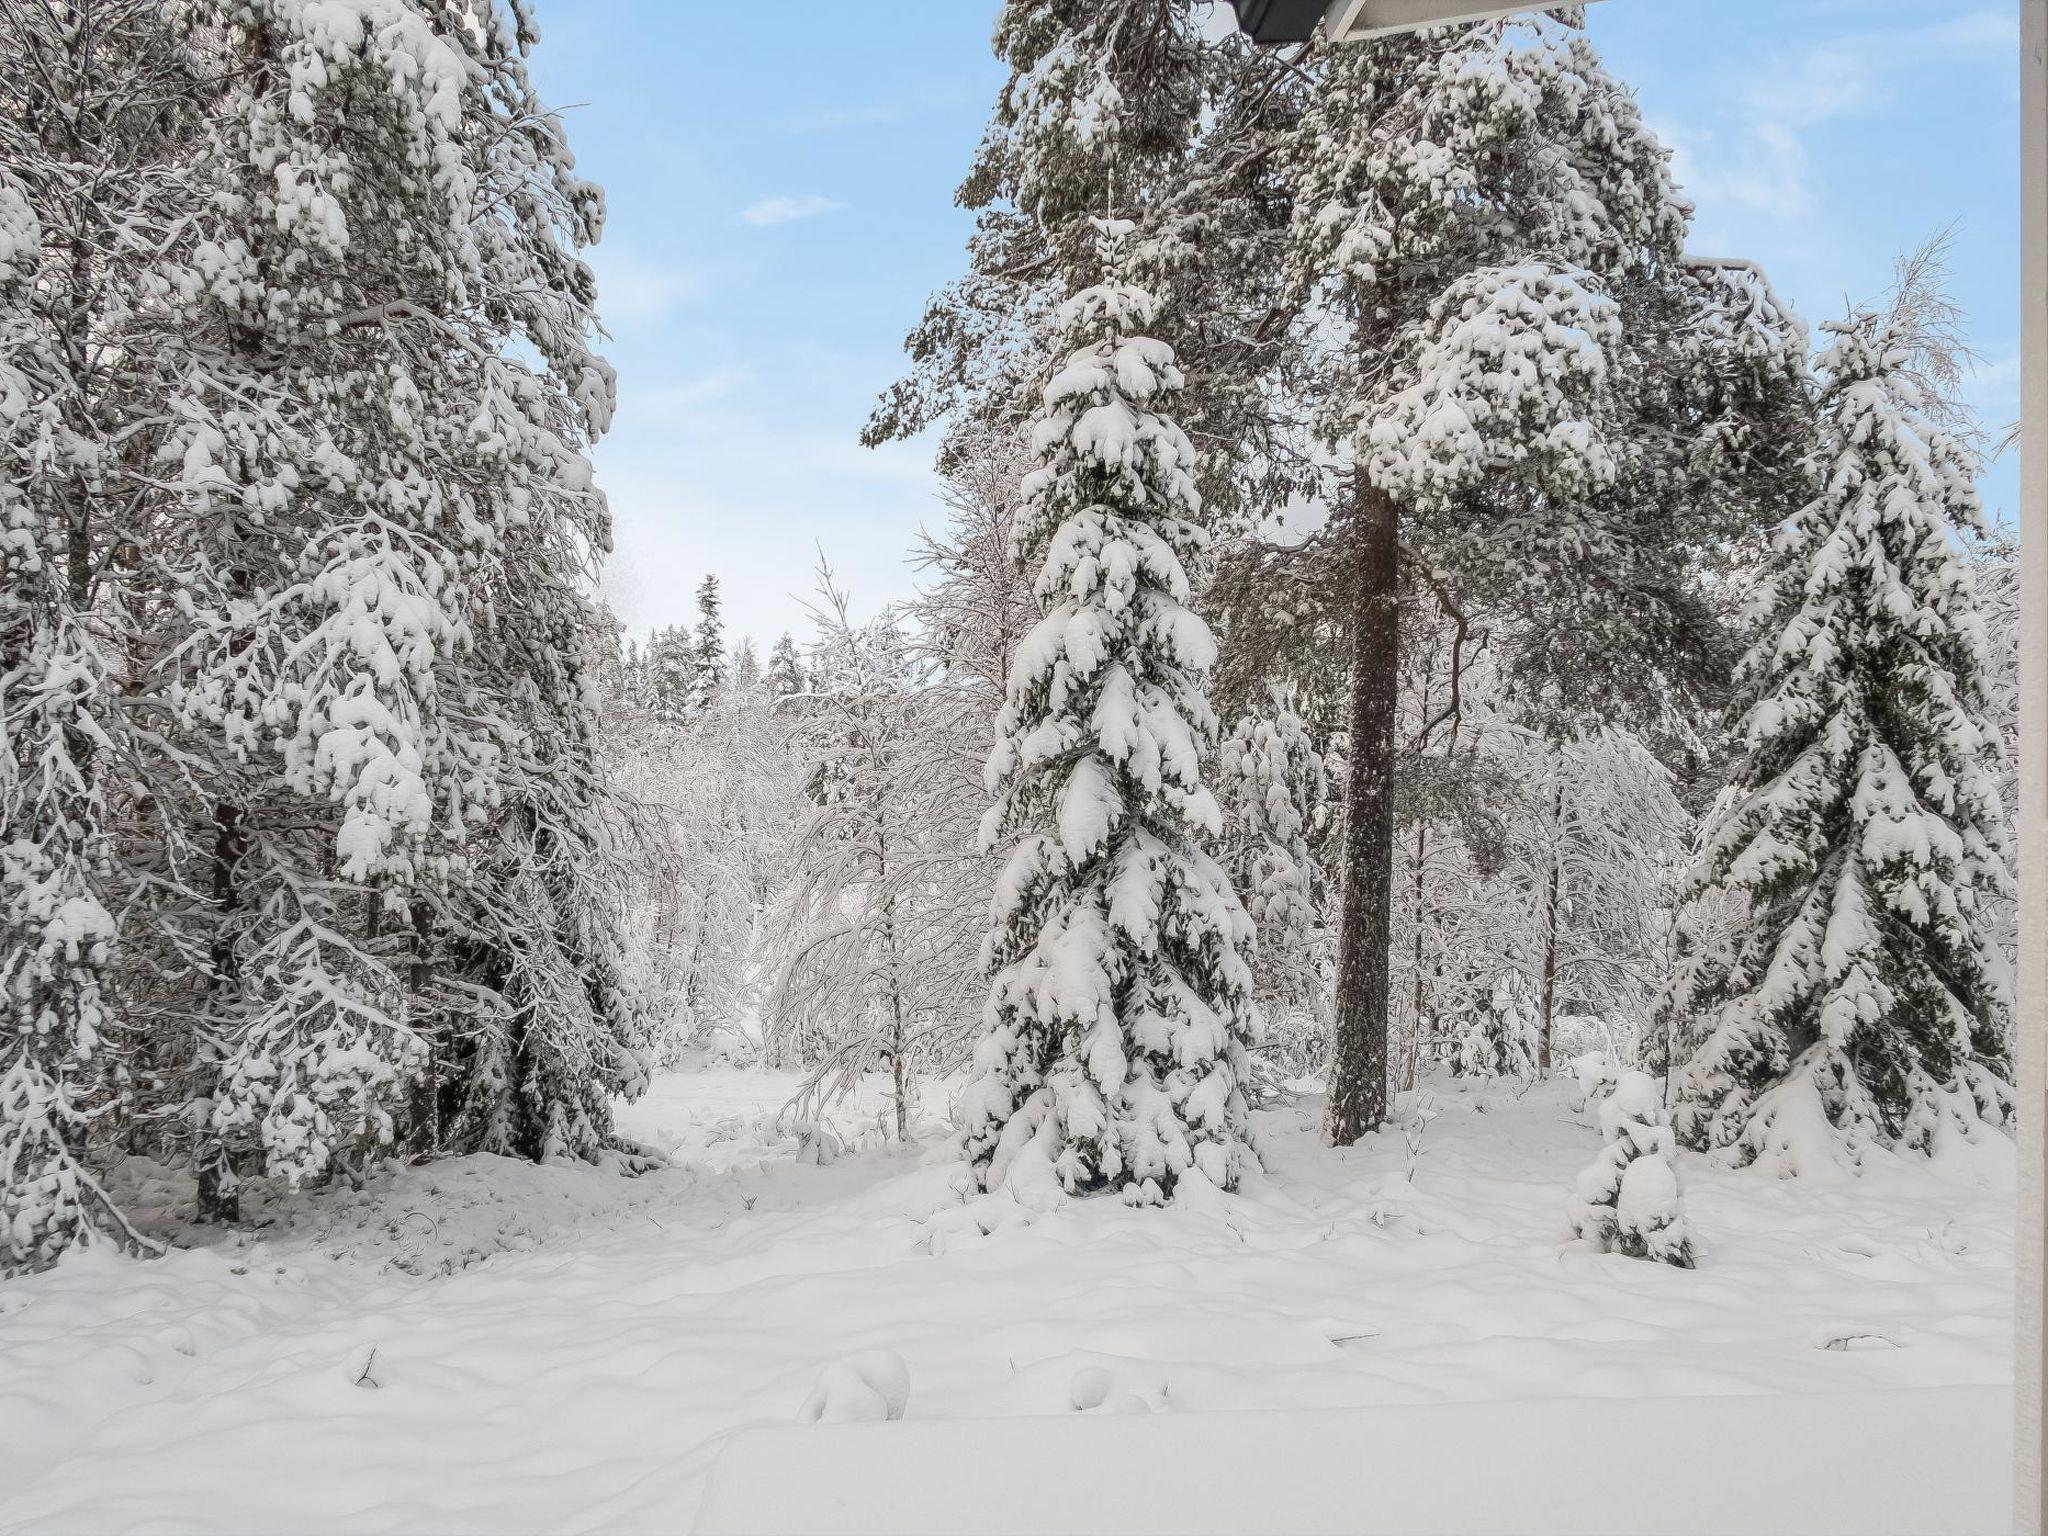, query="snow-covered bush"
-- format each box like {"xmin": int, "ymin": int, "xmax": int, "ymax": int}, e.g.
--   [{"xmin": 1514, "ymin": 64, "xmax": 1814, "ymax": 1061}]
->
[{"xmin": 1569, "ymin": 1071, "xmax": 1694, "ymax": 1268}]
